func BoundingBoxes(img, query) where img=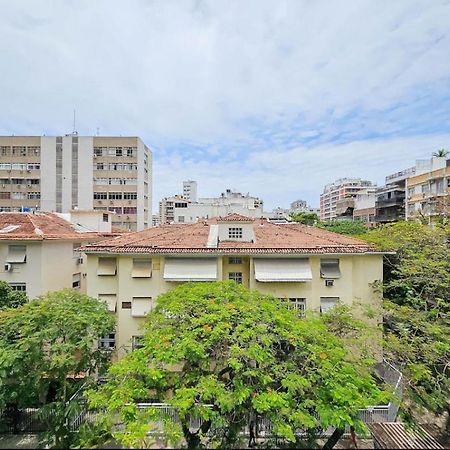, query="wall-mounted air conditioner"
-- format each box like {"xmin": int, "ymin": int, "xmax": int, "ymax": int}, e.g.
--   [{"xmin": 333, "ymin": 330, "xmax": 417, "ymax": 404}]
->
[
  {"xmin": 325, "ymin": 279, "xmax": 334, "ymax": 287},
  {"xmin": 77, "ymin": 257, "xmax": 83, "ymax": 265},
  {"xmin": 4, "ymin": 263, "xmax": 12, "ymax": 272}
]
